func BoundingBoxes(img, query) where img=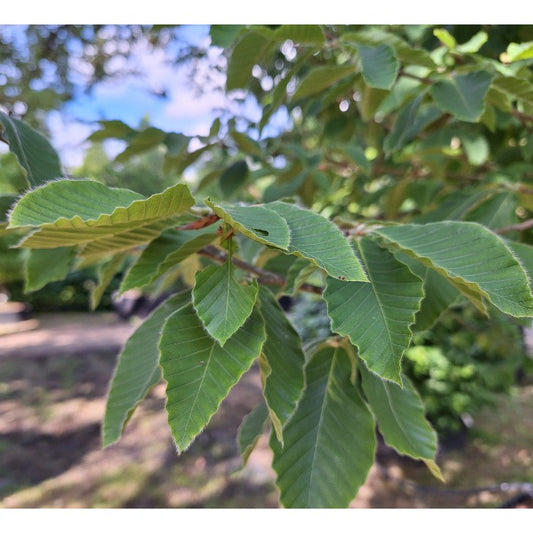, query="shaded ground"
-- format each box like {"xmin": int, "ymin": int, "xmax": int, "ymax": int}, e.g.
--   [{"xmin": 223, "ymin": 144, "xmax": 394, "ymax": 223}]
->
[{"xmin": 1, "ymin": 312, "xmax": 533, "ymax": 508}]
